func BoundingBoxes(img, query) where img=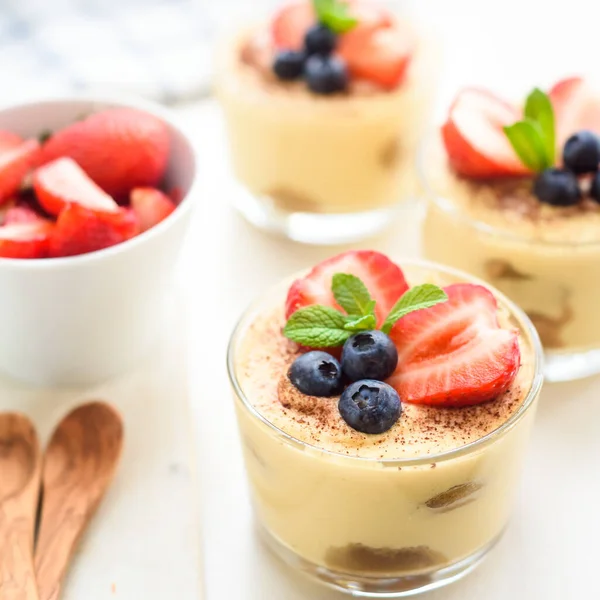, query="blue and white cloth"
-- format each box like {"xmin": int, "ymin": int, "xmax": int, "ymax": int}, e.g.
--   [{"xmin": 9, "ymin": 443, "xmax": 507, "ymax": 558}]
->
[{"xmin": 0, "ymin": 0, "xmax": 219, "ymax": 104}]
